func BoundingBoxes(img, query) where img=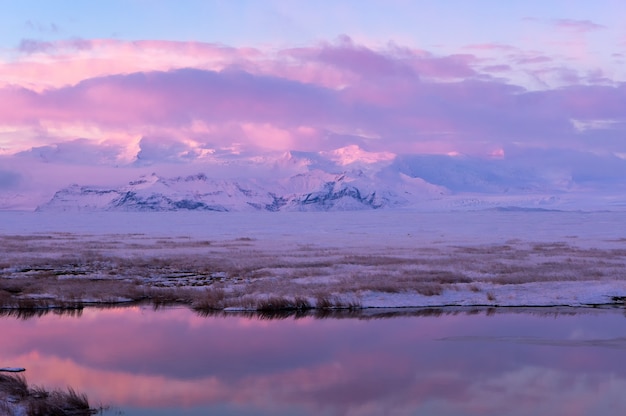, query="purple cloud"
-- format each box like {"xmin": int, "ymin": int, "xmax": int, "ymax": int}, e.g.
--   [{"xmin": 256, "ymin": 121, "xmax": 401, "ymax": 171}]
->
[
  {"xmin": 16, "ymin": 138, "xmax": 128, "ymax": 165},
  {"xmin": 515, "ymin": 56, "xmax": 553, "ymax": 65},
  {"xmin": 18, "ymin": 38, "xmax": 55, "ymax": 53},
  {"xmin": 18, "ymin": 37, "xmax": 94, "ymax": 54},
  {"xmin": 24, "ymin": 20, "xmax": 60, "ymax": 34},
  {"xmin": 553, "ymin": 19, "xmax": 605, "ymax": 33},
  {"xmin": 286, "ymin": 37, "xmax": 476, "ymax": 81},
  {"xmin": 1, "ymin": 64, "xmax": 625, "ymax": 157},
  {"xmin": 0, "ymin": 37, "xmax": 625, "ymax": 161}
]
